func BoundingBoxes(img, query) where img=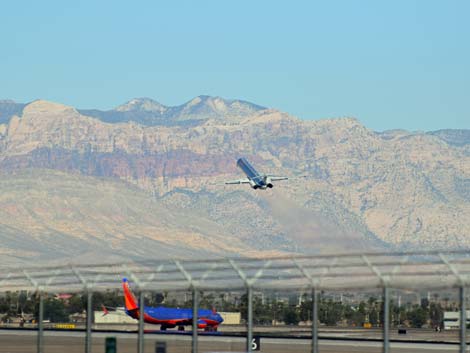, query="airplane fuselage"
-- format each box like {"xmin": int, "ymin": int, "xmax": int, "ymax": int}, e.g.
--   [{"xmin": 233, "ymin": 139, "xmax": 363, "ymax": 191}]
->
[
  {"xmin": 237, "ymin": 158, "xmax": 273, "ymax": 189},
  {"xmin": 122, "ymin": 278, "xmax": 223, "ymax": 331},
  {"xmin": 125, "ymin": 306, "xmax": 222, "ymax": 330}
]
